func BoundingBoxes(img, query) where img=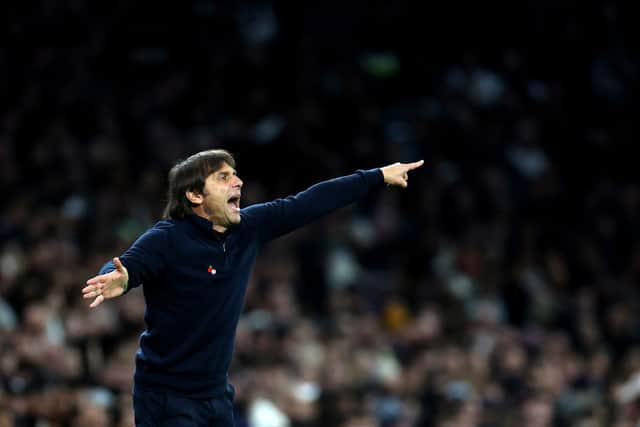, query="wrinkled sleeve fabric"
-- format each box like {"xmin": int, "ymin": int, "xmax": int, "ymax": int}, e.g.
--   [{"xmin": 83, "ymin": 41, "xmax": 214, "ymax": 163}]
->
[
  {"xmin": 242, "ymin": 168, "xmax": 383, "ymax": 243},
  {"xmin": 98, "ymin": 224, "xmax": 170, "ymax": 294}
]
